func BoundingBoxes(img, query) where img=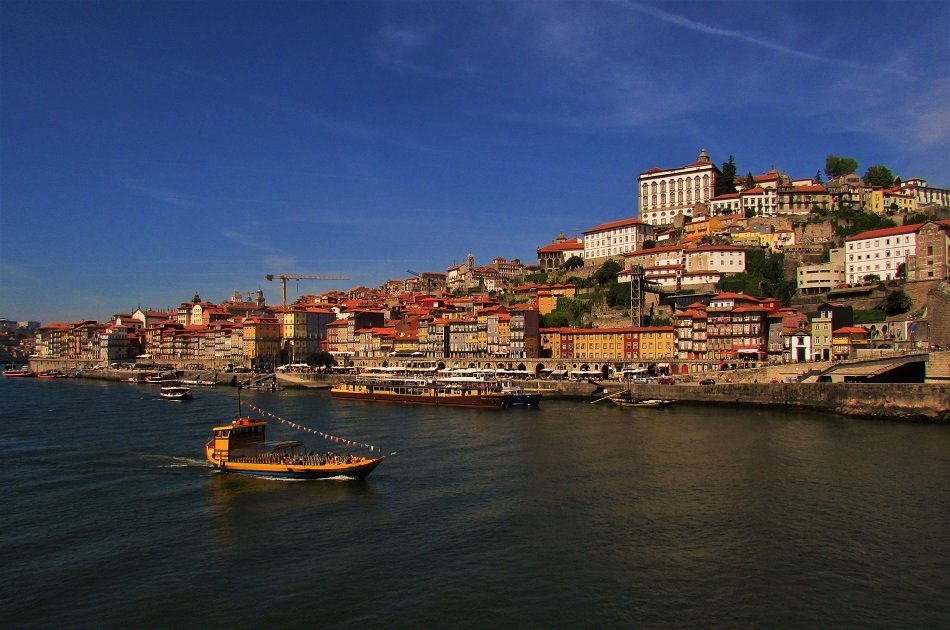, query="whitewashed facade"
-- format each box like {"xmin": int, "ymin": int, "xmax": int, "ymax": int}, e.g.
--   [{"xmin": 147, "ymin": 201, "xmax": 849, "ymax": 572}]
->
[{"xmin": 638, "ymin": 149, "xmax": 719, "ymax": 226}]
